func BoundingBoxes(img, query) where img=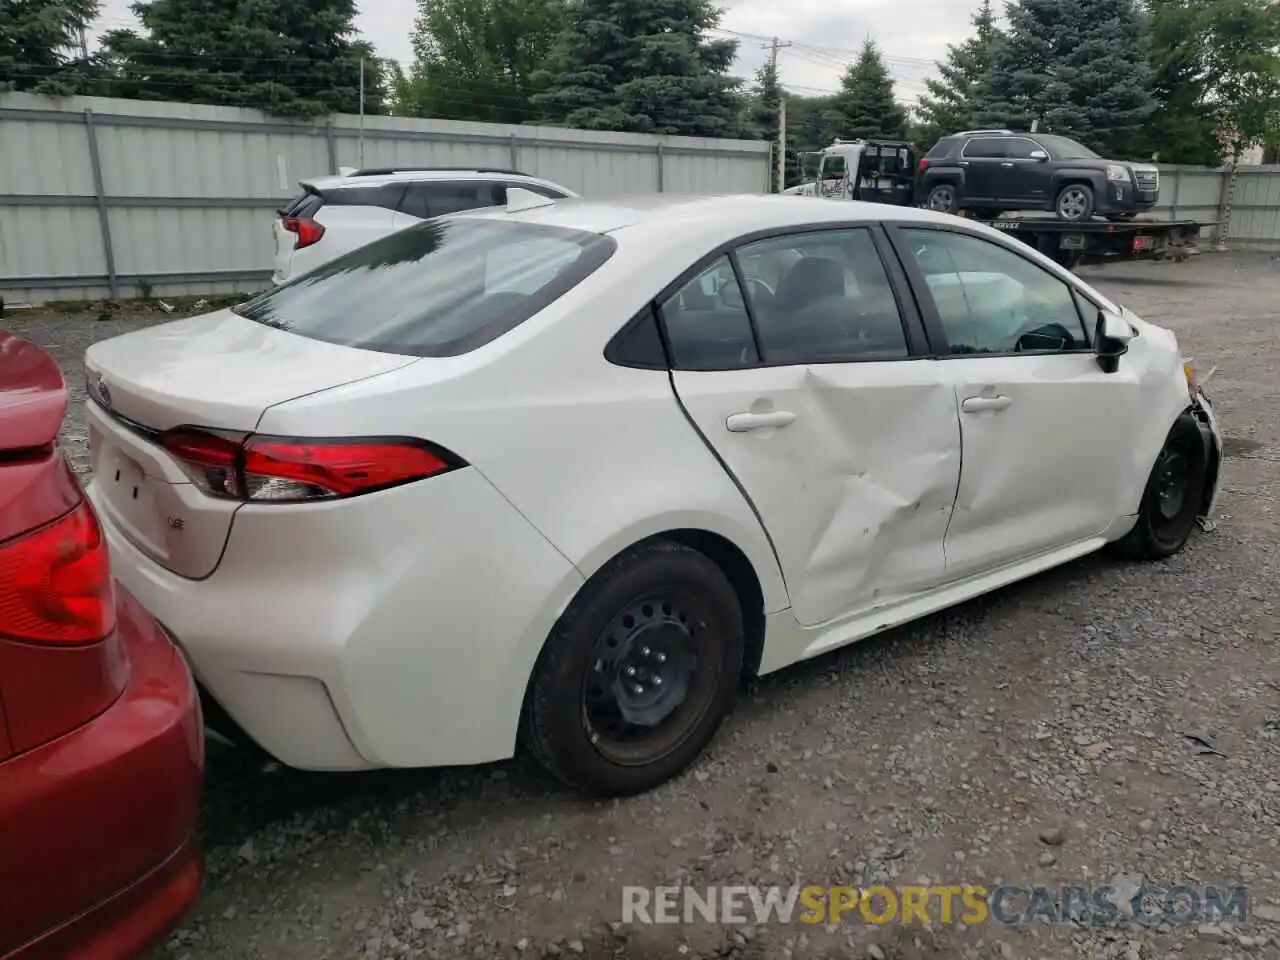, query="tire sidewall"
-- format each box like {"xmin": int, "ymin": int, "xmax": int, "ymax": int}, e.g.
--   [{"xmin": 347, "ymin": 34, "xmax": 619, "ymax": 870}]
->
[
  {"xmin": 528, "ymin": 544, "xmax": 744, "ymax": 797},
  {"xmin": 1056, "ymin": 184, "xmax": 1095, "ymax": 222},
  {"xmin": 1128, "ymin": 414, "xmax": 1208, "ymax": 559},
  {"xmin": 928, "ymin": 184, "xmax": 957, "ymax": 214}
]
